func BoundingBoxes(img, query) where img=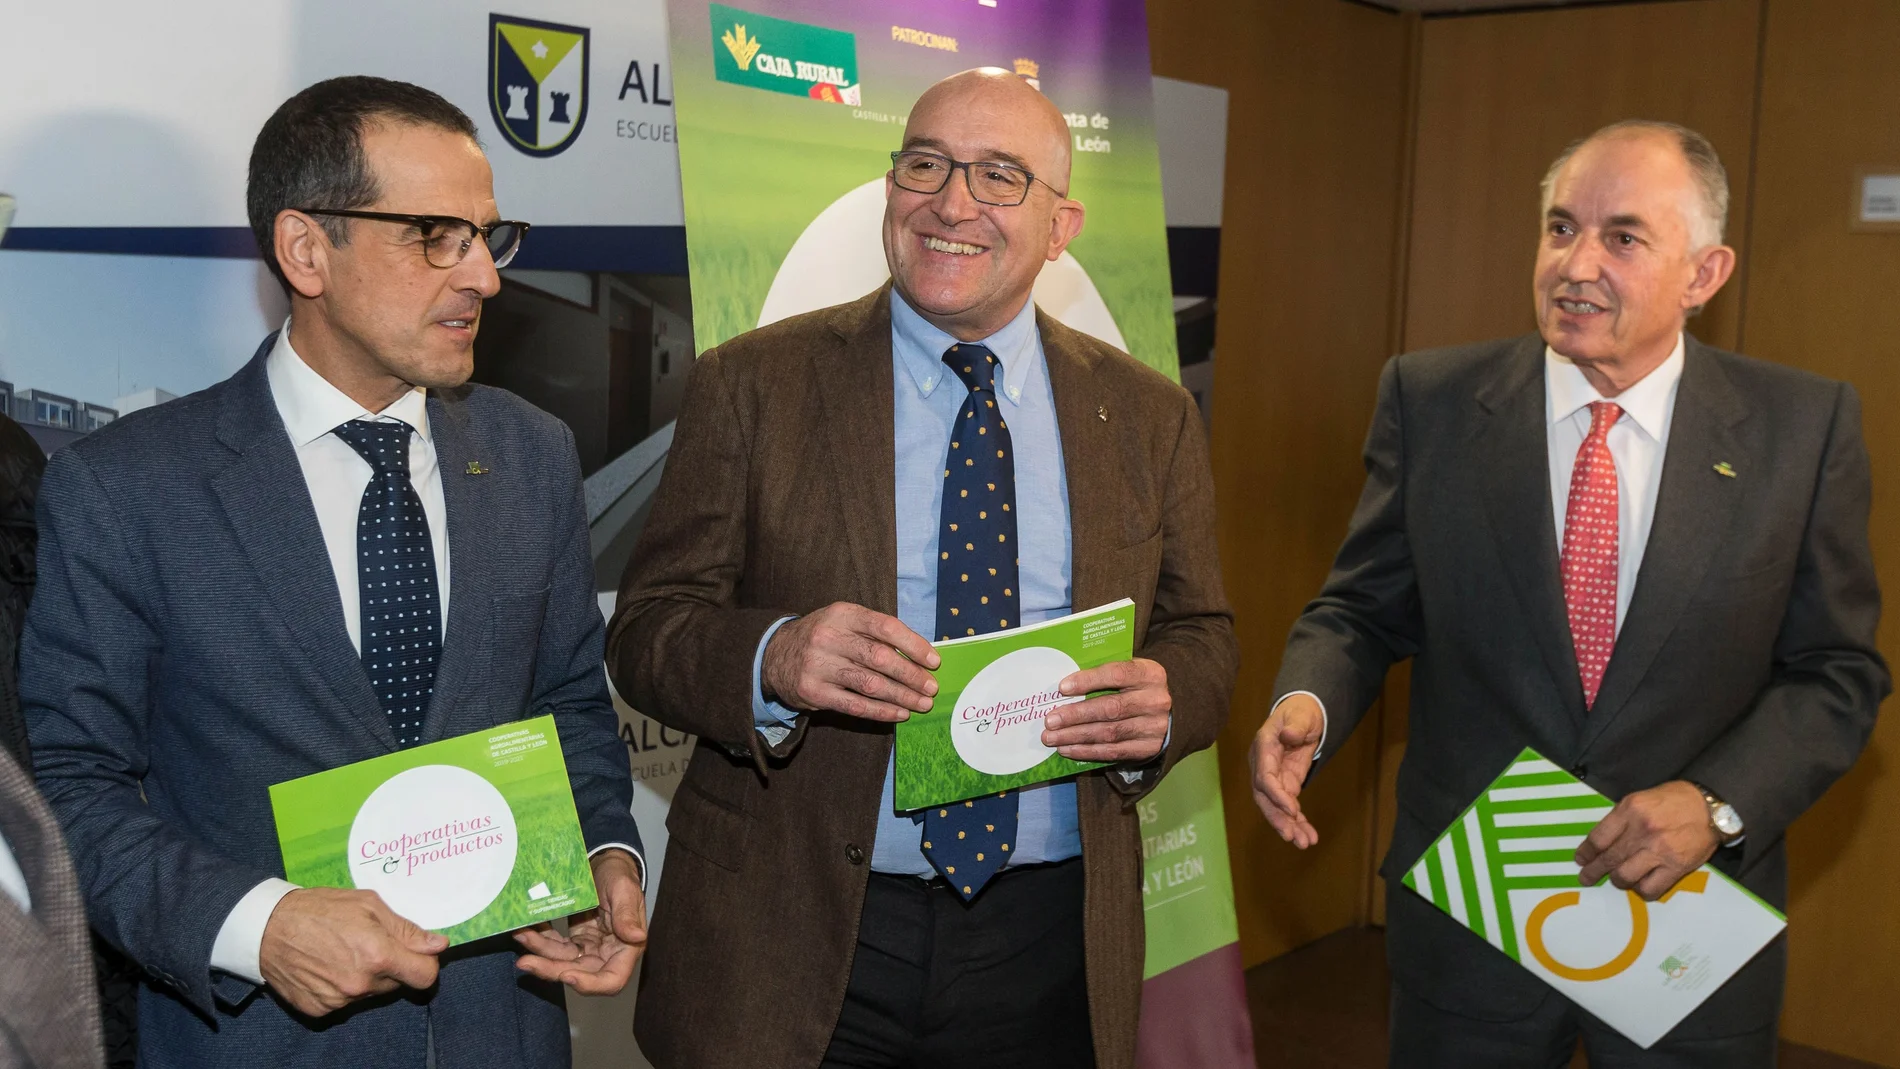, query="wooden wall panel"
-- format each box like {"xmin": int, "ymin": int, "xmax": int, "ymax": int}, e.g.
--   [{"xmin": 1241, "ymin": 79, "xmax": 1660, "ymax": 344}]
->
[
  {"xmin": 1742, "ymin": 3, "xmax": 1900, "ymax": 1062},
  {"xmin": 1147, "ymin": 0, "xmax": 1414, "ymax": 966},
  {"xmin": 1402, "ymin": 0, "xmax": 1763, "ymax": 354}
]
